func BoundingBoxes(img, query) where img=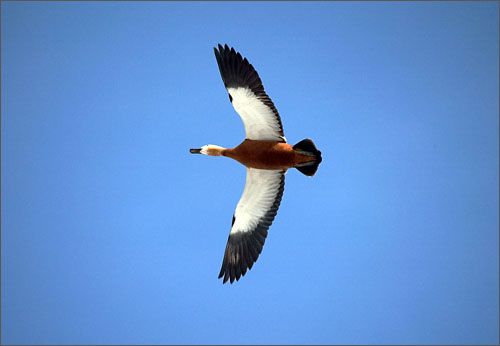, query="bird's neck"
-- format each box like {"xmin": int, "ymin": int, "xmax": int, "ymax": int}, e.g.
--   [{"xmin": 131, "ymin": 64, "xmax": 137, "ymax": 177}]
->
[{"xmin": 204, "ymin": 145, "xmax": 226, "ymax": 156}]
